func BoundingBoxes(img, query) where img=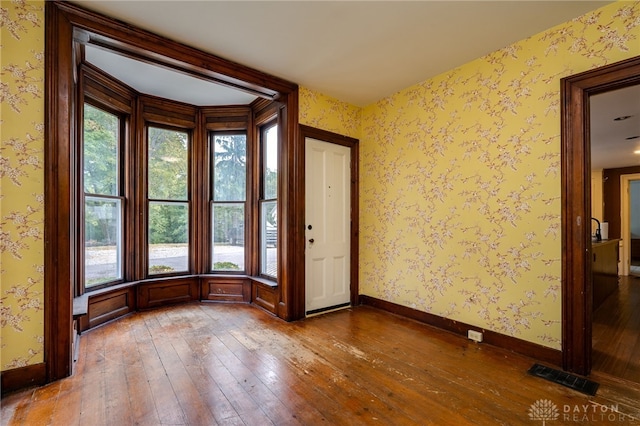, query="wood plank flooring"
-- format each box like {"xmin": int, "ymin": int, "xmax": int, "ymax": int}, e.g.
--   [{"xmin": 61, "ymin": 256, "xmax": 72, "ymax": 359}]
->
[
  {"xmin": 593, "ymin": 275, "xmax": 640, "ymax": 381},
  {"xmin": 3, "ymin": 303, "xmax": 640, "ymax": 425}
]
